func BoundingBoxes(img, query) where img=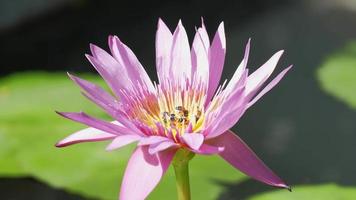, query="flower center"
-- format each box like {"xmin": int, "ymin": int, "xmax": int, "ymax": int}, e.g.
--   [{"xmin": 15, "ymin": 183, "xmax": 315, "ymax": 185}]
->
[
  {"xmin": 161, "ymin": 105, "xmax": 203, "ymax": 132},
  {"xmin": 124, "ymin": 81, "xmax": 207, "ymax": 137}
]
